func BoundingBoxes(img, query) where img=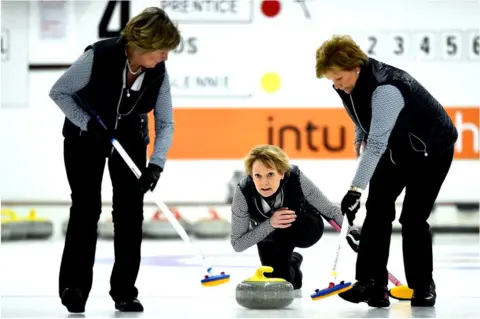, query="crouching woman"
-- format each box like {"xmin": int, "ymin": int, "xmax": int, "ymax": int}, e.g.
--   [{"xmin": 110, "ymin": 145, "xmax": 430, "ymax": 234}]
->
[{"xmin": 230, "ymin": 144, "xmax": 359, "ymax": 290}]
